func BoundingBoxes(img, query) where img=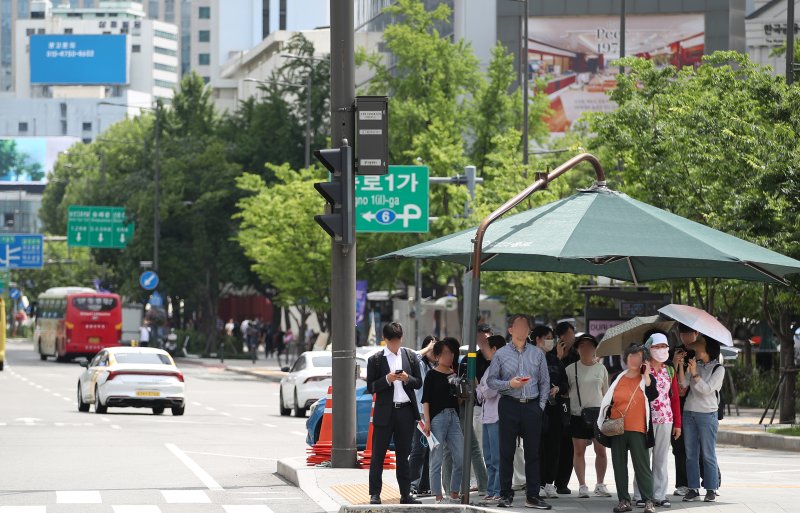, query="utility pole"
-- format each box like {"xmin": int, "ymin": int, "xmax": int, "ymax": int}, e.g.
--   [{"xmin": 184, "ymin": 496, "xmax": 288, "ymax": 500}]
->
[
  {"xmin": 522, "ymin": 0, "xmax": 529, "ymax": 165},
  {"xmin": 153, "ymin": 99, "xmax": 161, "ymax": 274},
  {"xmin": 305, "ymin": 73, "xmax": 312, "ymax": 168},
  {"xmin": 619, "ymin": 0, "xmax": 626, "ymax": 74},
  {"xmin": 329, "ymin": 0, "xmax": 357, "ymax": 468},
  {"xmin": 788, "ymin": 0, "xmax": 795, "ymax": 86}
]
